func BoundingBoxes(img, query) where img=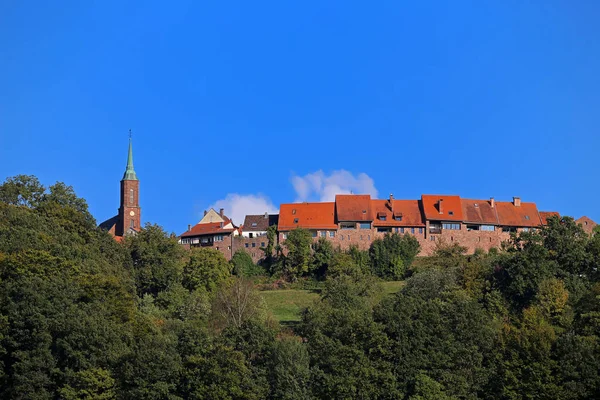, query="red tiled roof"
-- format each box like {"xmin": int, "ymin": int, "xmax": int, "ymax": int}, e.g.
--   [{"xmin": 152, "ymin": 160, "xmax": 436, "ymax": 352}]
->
[
  {"xmin": 371, "ymin": 199, "xmax": 425, "ymax": 227},
  {"xmin": 495, "ymin": 201, "xmax": 541, "ymax": 227},
  {"xmin": 180, "ymin": 221, "xmax": 235, "ymax": 238},
  {"xmin": 539, "ymin": 211, "xmax": 560, "ymax": 225},
  {"xmin": 278, "ymin": 202, "xmax": 337, "ymax": 231},
  {"xmin": 421, "ymin": 195, "xmax": 464, "ymax": 221},
  {"xmin": 461, "ymin": 199, "xmax": 498, "ymax": 225},
  {"xmin": 335, "ymin": 194, "xmax": 372, "ymax": 221}
]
